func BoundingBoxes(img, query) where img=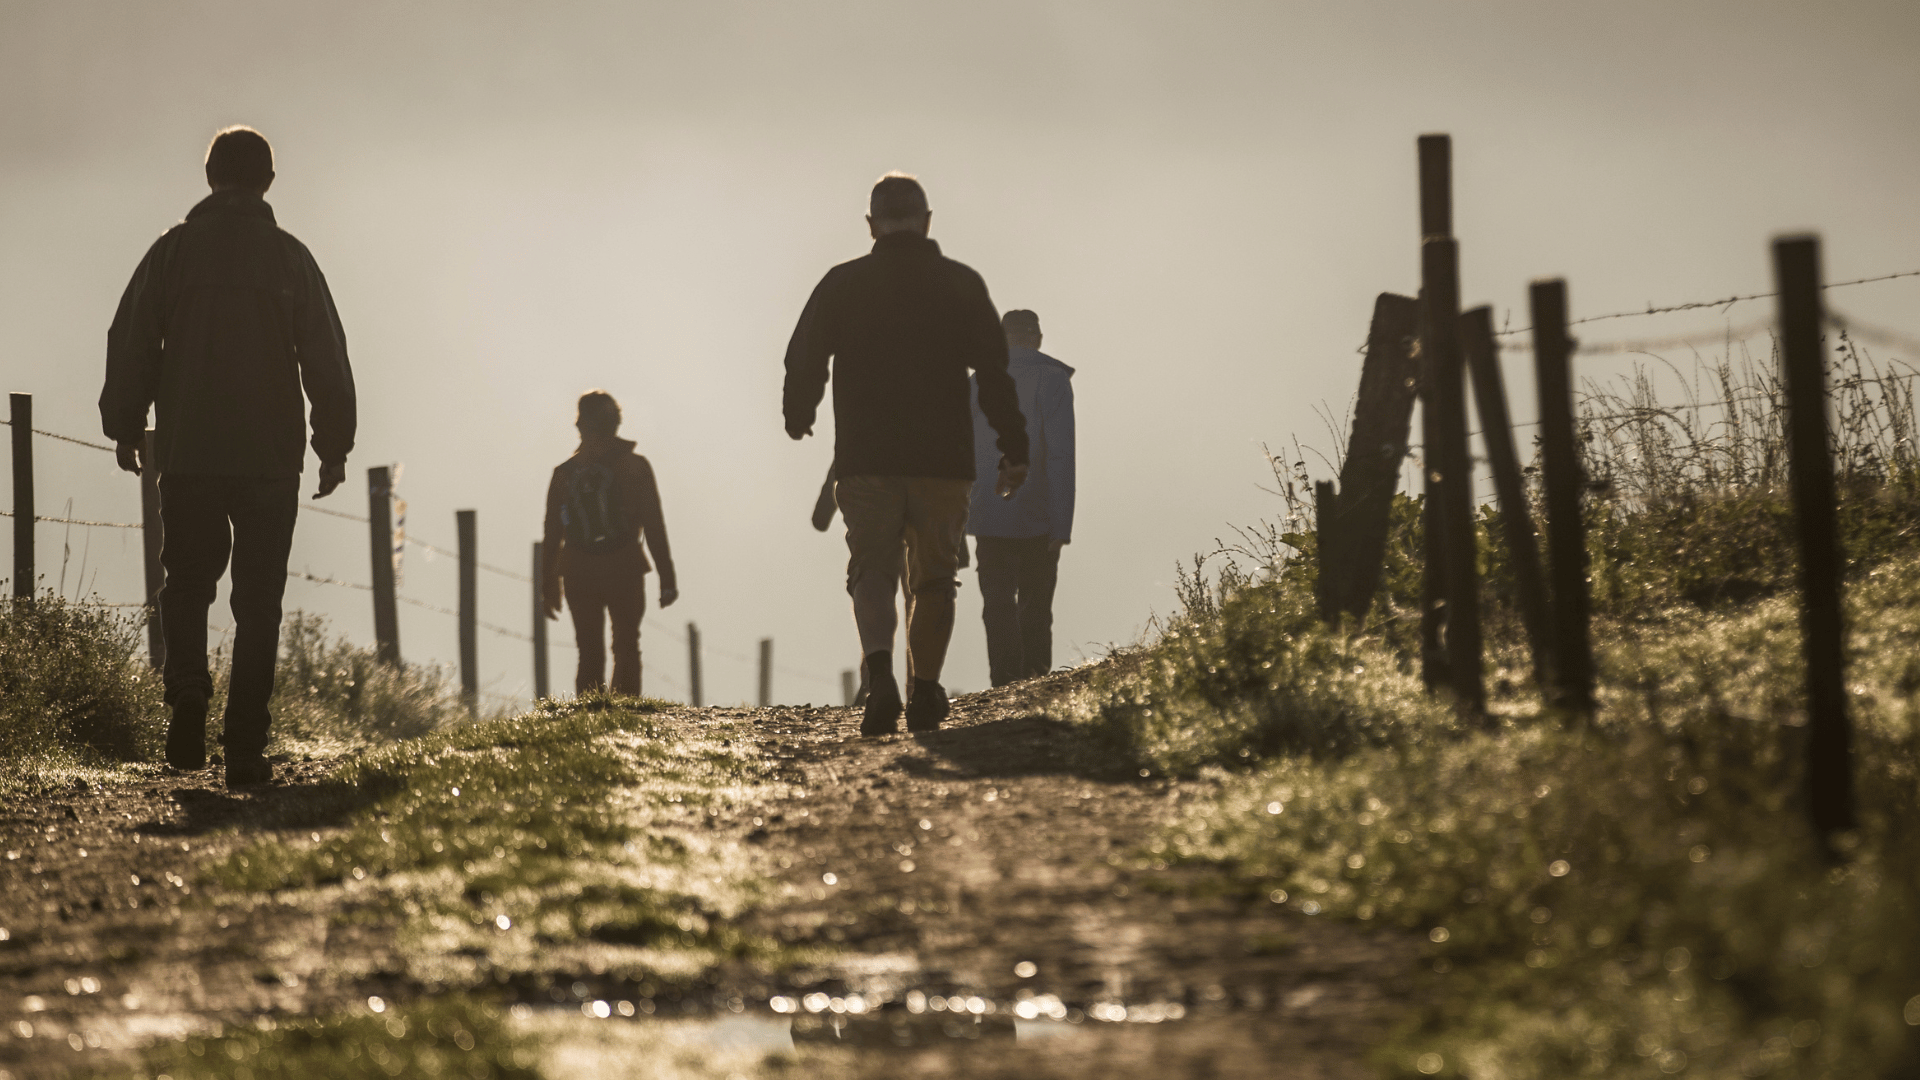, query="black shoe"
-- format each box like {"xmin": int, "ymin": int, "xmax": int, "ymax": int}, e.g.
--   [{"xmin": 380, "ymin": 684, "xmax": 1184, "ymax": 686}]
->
[
  {"xmin": 905, "ymin": 678, "xmax": 949, "ymax": 732},
  {"xmin": 860, "ymin": 652, "xmax": 903, "ymax": 736},
  {"xmin": 225, "ymin": 753, "xmax": 273, "ymax": 789},
  {"xmin": 164, "ymin": 693, "xmax": 208, "ymax": 771}
]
